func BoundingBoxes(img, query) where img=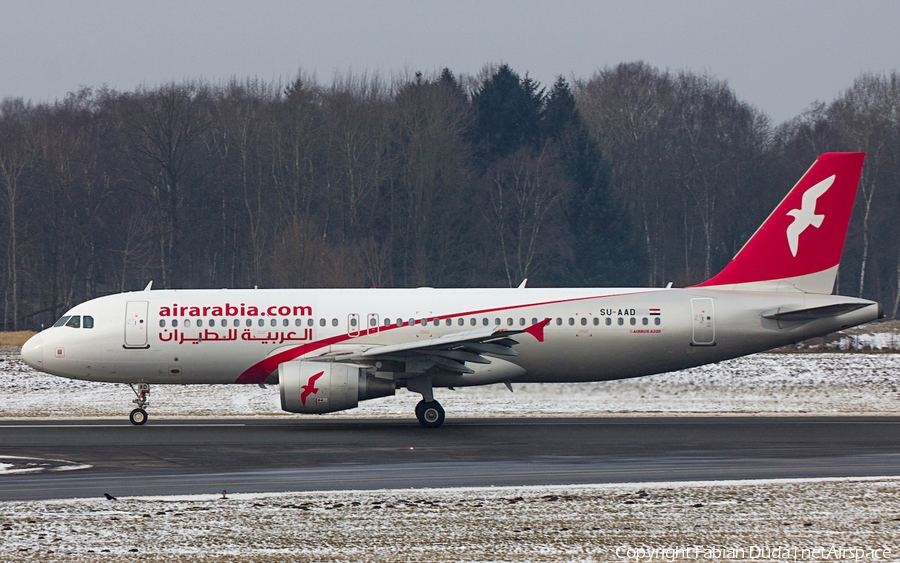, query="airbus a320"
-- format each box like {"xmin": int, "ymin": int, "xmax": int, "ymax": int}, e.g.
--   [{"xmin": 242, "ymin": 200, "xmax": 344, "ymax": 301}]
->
[{"xmin": 21, "ymin": 153, "xmax": 881, "ymax": 427}]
